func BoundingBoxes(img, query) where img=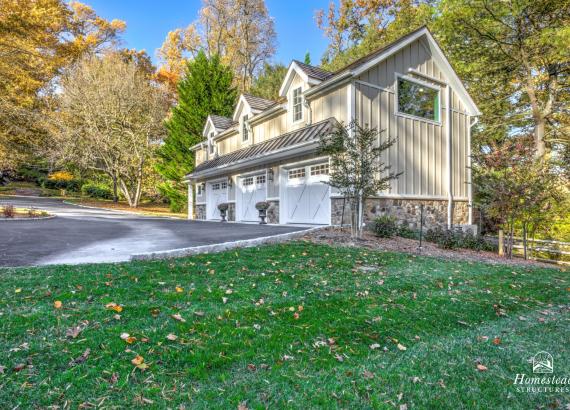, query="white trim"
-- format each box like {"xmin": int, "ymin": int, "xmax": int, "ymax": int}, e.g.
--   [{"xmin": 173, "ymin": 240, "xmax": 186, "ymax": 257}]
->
[
  {"xmin": 266, "ymin": 197, "xmax": 280, "ymax": 201},
  {"xmin": 291, "ymin": 86, "xmax": 304, "ymax": 124},
  {"xmin": 279, "ymin": 61, "xmax": 321, "ymax": 97},
  {"xmin": 407, "ymin": 68, "xmax": 448, "ymax": 86},
  {"xmin": 395, "ymin": 72, "xmax": 442, "ymax": 125},
  {"xmin": 196, "ymin": 202, "xmax": 206, "ymax": 205},
  {"xmin": 330, "ymin": 193, "xmax": 469, "ymax": 201},
  {"xmin": 446, "ymin": 85, "xmax": 453, "ymax": 228},
  {"xmin": 354, "ymin": 80, "xmax": 393, "ymax": 94},
  {"xmin": 468, "ymin": 116, "xmax": 478, "ymax": 225},
  {"xmin": 304, "ymin": 72, "xmax": 352, "ymax": 99},
  {"xmin": 280, "ymin": 155, "xmax": 330, "ymax": 170}
]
